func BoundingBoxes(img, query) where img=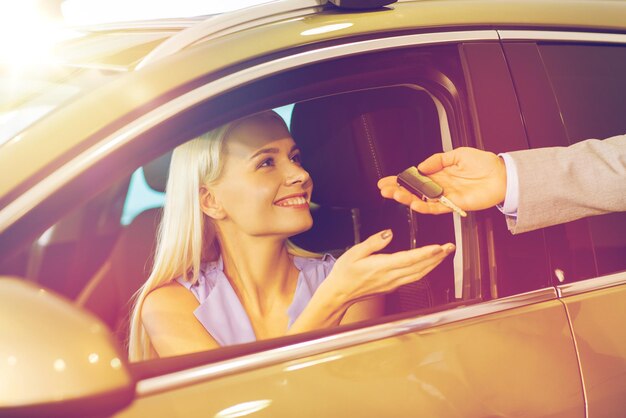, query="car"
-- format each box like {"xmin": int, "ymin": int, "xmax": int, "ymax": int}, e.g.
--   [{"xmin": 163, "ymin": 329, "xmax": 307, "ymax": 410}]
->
[{"xmin": 1, "ymin": 0, "xmax": 626, "ymax": 416}]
